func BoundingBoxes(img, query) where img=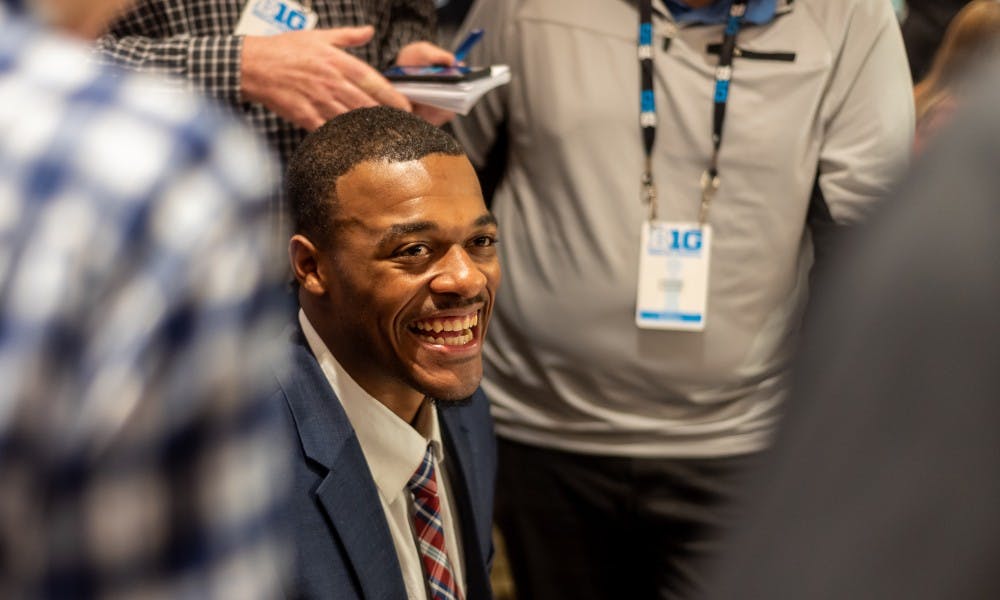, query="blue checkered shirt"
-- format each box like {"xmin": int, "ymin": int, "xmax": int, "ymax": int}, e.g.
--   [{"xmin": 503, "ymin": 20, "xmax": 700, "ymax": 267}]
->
[{"xmin": 0, "ymin": 7, "xmax": 290, "ymax": 598}]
